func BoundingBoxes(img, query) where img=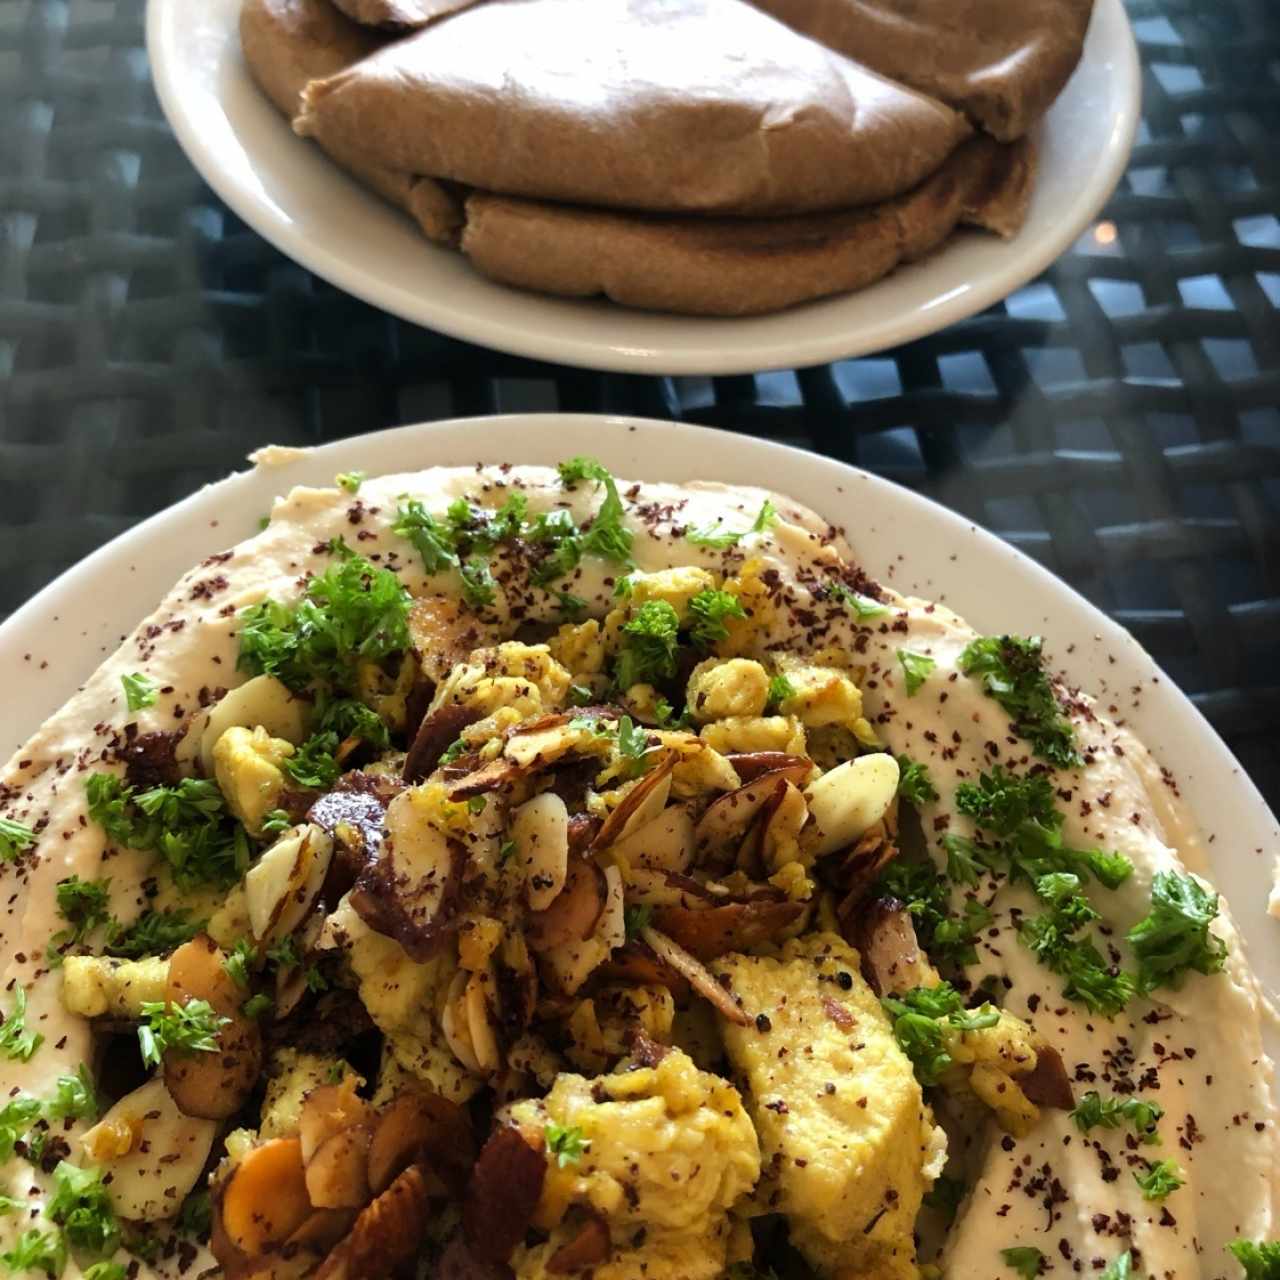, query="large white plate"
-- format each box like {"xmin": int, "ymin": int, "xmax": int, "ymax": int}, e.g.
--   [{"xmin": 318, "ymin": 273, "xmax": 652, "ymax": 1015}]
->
[
  {"xmin": 4, "ymin": 416, "xmax": 1276, "ymax": 1042},
  {"xmin": 146, "ymin": 0, "xmax": 1139, "ymax": 375}
]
